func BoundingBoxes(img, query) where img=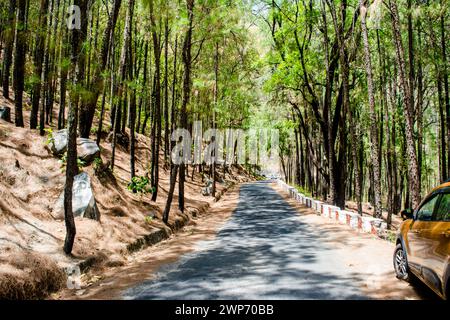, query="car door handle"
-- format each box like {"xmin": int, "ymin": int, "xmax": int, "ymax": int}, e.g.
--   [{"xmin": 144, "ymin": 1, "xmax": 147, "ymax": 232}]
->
[{"xmin": 440, "ymin": 229, "xmax": 450, "ymax": 237}]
